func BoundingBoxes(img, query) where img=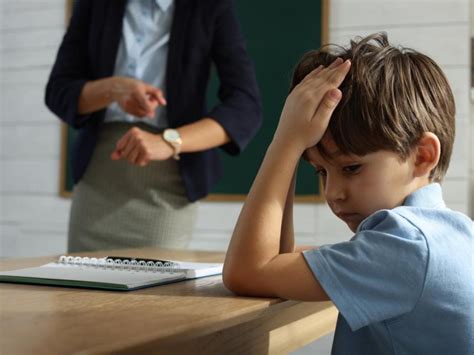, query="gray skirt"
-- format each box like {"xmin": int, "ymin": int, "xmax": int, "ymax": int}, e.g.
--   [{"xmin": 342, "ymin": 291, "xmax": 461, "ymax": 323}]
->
[{"xmin": 68, "ymin": 122, "xmax": 198, "ymax": 253}]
